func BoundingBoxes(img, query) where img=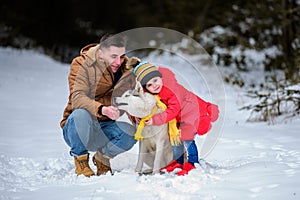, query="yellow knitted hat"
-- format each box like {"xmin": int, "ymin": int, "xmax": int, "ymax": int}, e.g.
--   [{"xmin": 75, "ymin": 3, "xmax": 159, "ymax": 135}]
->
[{"xmin": 133, "ymin": 62, "xmax": 162, "ymax": 86}]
